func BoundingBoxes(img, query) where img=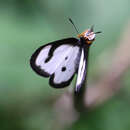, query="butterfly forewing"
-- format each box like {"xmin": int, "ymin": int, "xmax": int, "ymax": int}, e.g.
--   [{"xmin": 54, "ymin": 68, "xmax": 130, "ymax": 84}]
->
[{"xmin": 30, "ymin": 38, "xmax": 80, "ymax": 88}]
